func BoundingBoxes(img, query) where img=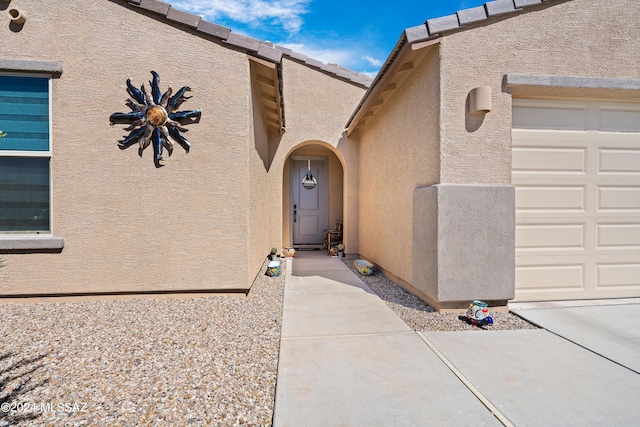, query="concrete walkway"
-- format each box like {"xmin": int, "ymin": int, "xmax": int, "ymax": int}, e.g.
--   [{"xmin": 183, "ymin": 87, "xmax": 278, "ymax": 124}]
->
[{"xmin": 272, "ymin": 251, "xmax": 640, "ymax": 426}]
